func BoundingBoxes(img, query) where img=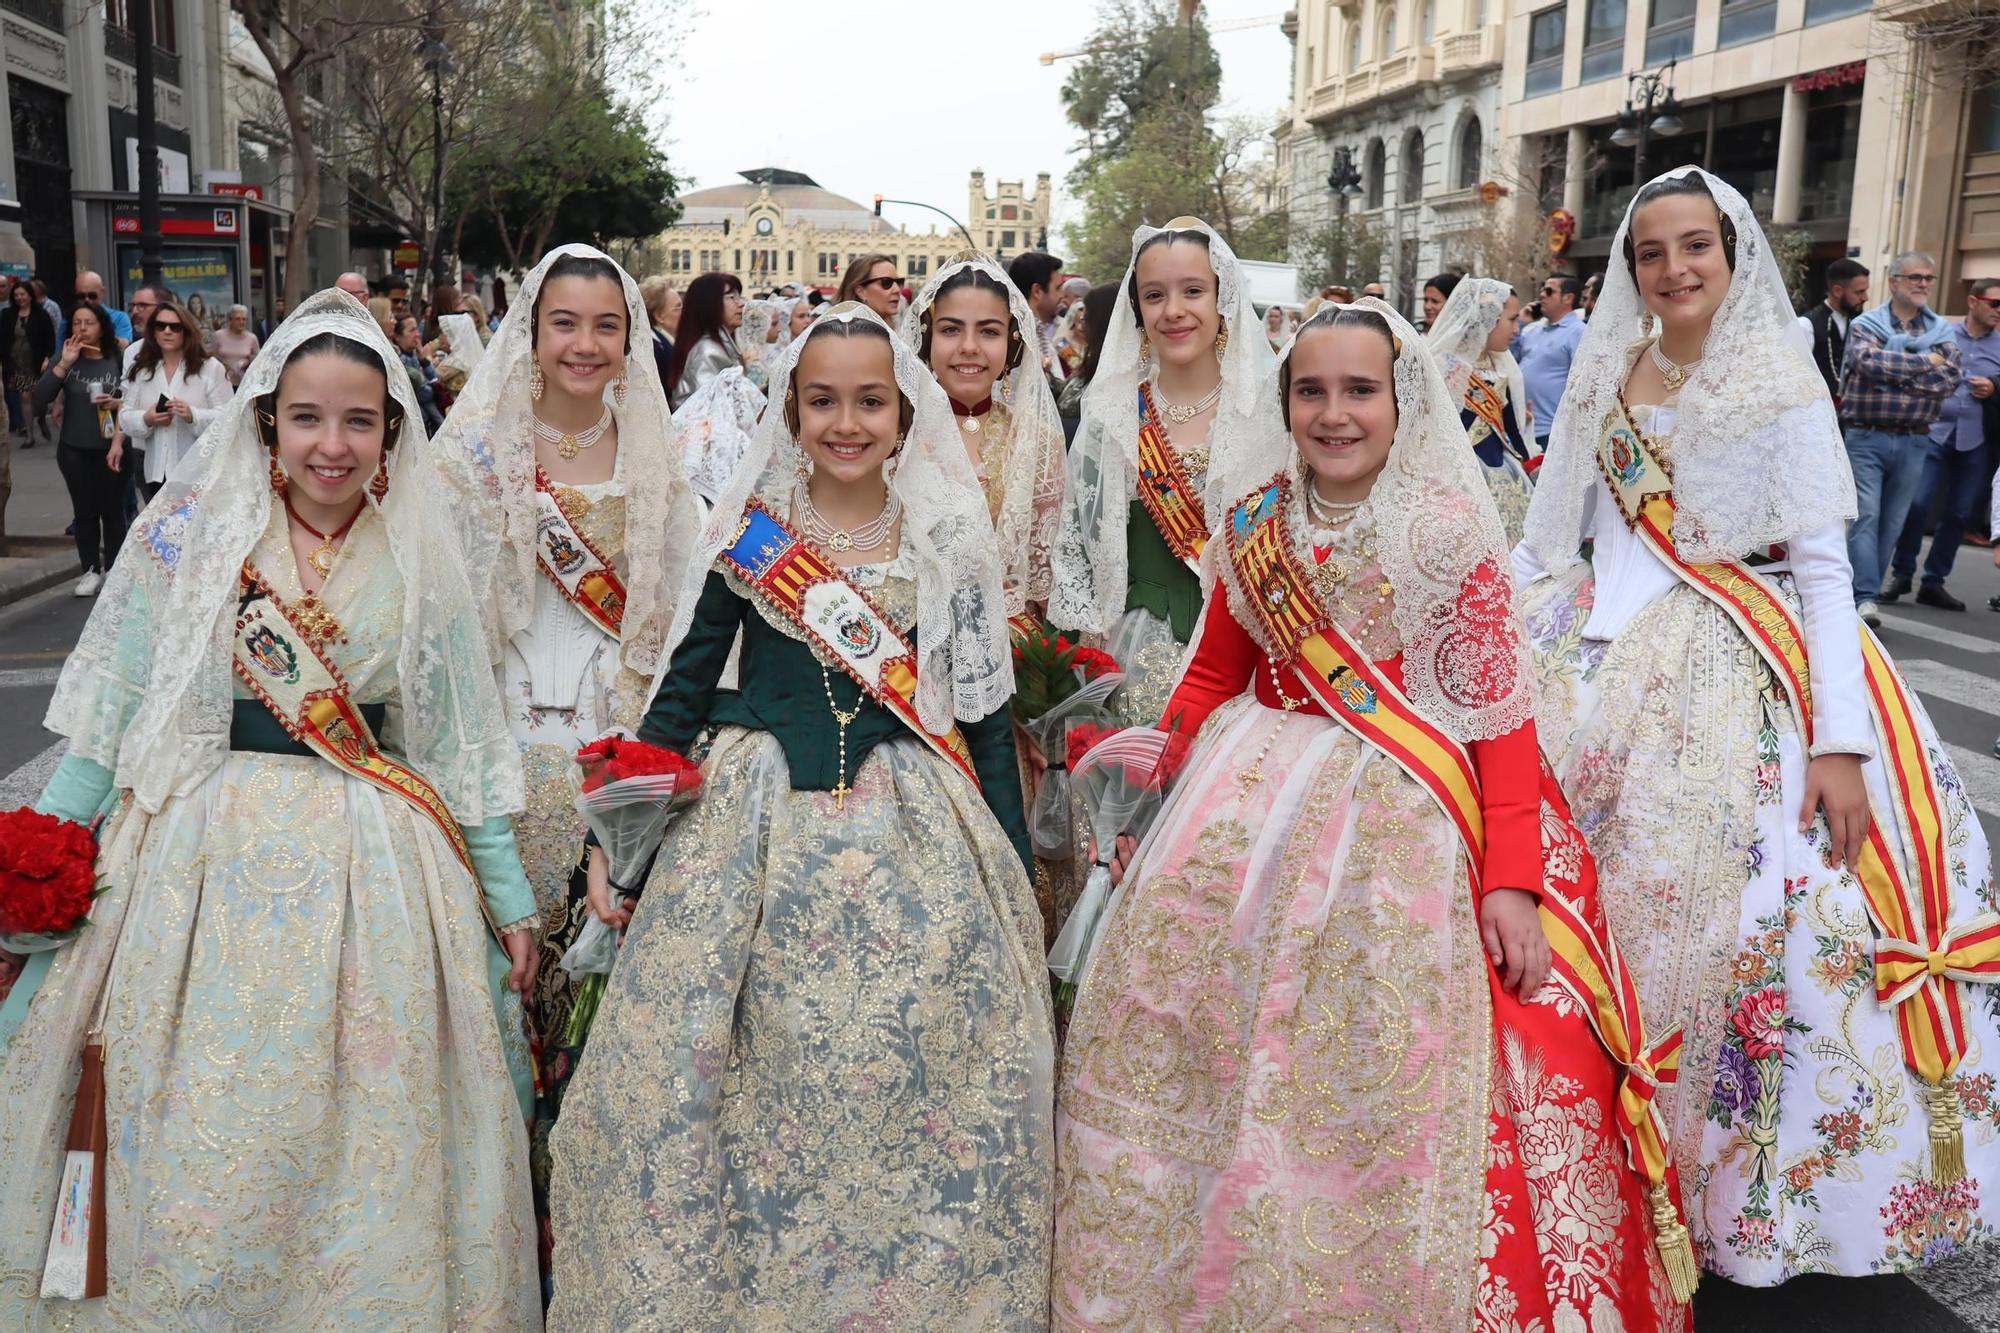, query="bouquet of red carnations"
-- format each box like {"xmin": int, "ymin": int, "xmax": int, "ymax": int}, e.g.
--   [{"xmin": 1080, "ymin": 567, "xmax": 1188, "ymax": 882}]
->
[
  {"xmin": 0, "ymin": 807, "xmax": 104, "ymax": 953},
  {"xmin": 1046, "ymin": 725, "xmax": 1193, "ymax": 1014},
  {"xmin": 1009, "ymin": 620, "xmax": 1124, "ymax": 859},
  {"xmin": 558, "ymin": 734, "xmax": 704, "ymax": 1042}
]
